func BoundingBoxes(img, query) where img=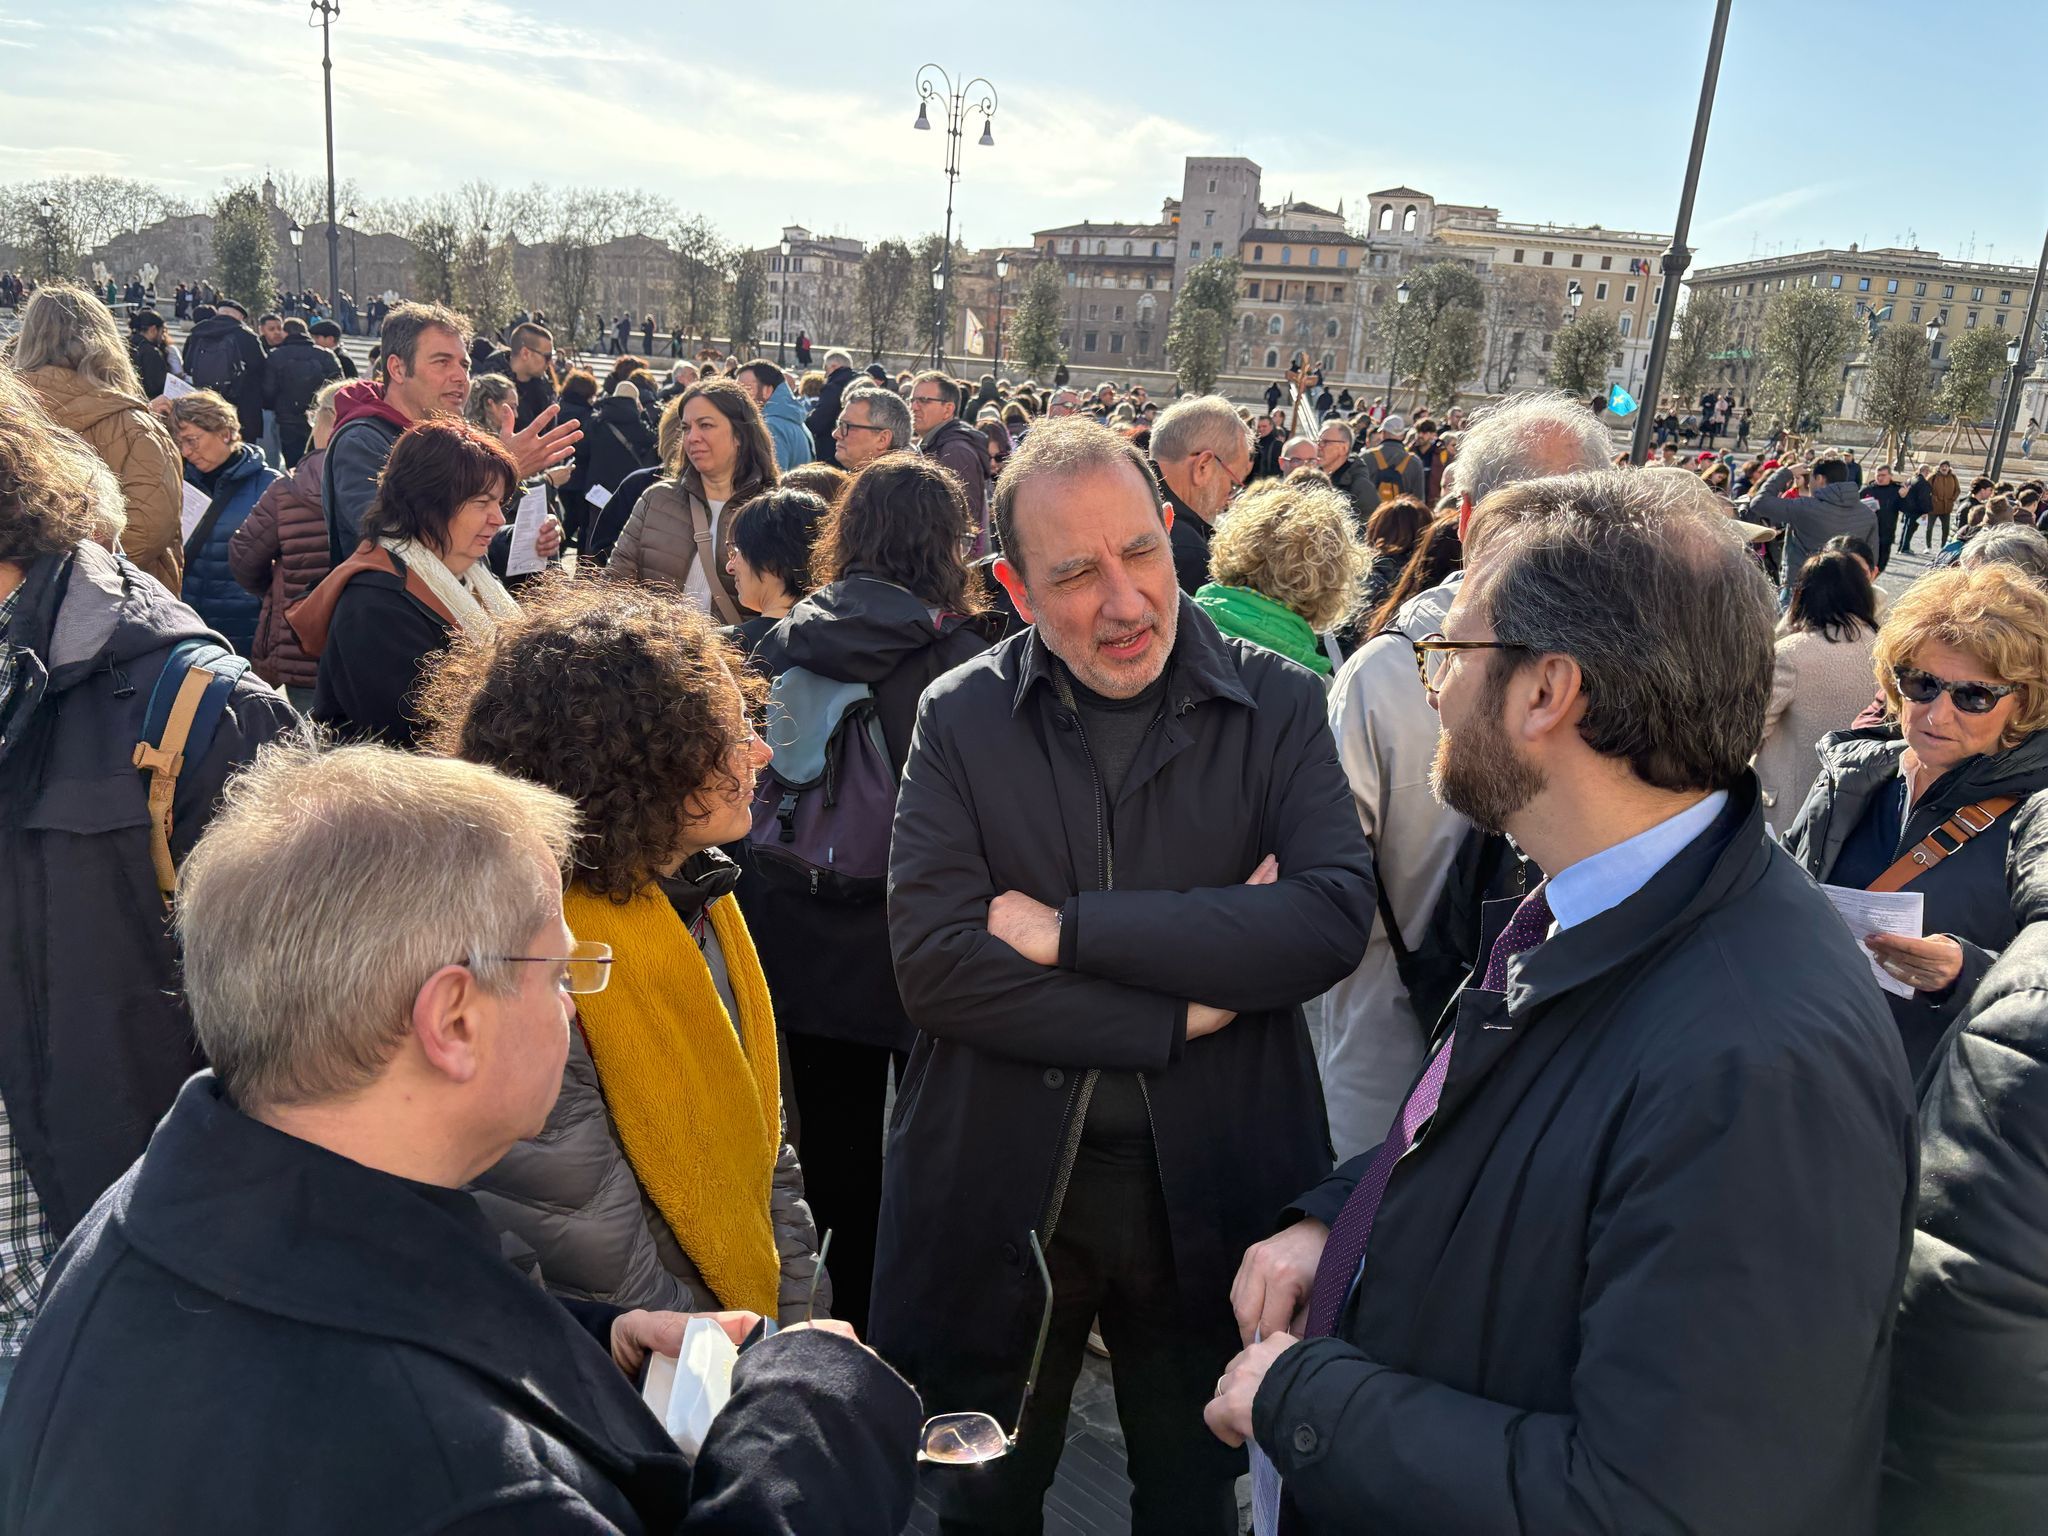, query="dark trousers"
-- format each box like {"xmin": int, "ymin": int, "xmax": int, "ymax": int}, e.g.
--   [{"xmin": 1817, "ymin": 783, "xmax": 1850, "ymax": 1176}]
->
[
  {"xmin": 1900, "ymin": 513, "xmax": 1949, "ymax": 554},
  {"xmin": 279, "ymin": 417, "xmax": 311, "ymax": 469},
  {"xmin": 933, "ymin": 1155, "xmax": 1242, "ymax": 1536},
  {"xmin": 786, "ymin": 1034, "xmax": 900, "ymax": 1336}
]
